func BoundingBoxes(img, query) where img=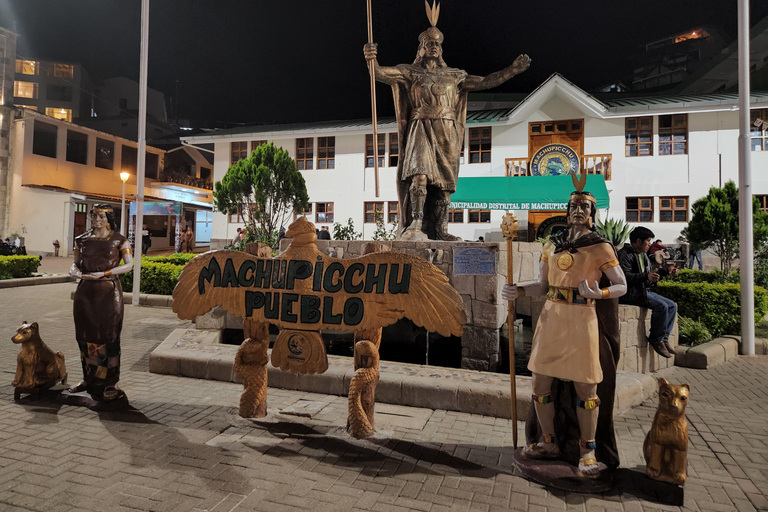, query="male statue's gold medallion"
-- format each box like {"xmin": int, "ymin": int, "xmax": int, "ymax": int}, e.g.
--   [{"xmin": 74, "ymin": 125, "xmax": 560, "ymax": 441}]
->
[{"xmin": 557, "ymin": 253, "xmax": 574, "ymax": 271}]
